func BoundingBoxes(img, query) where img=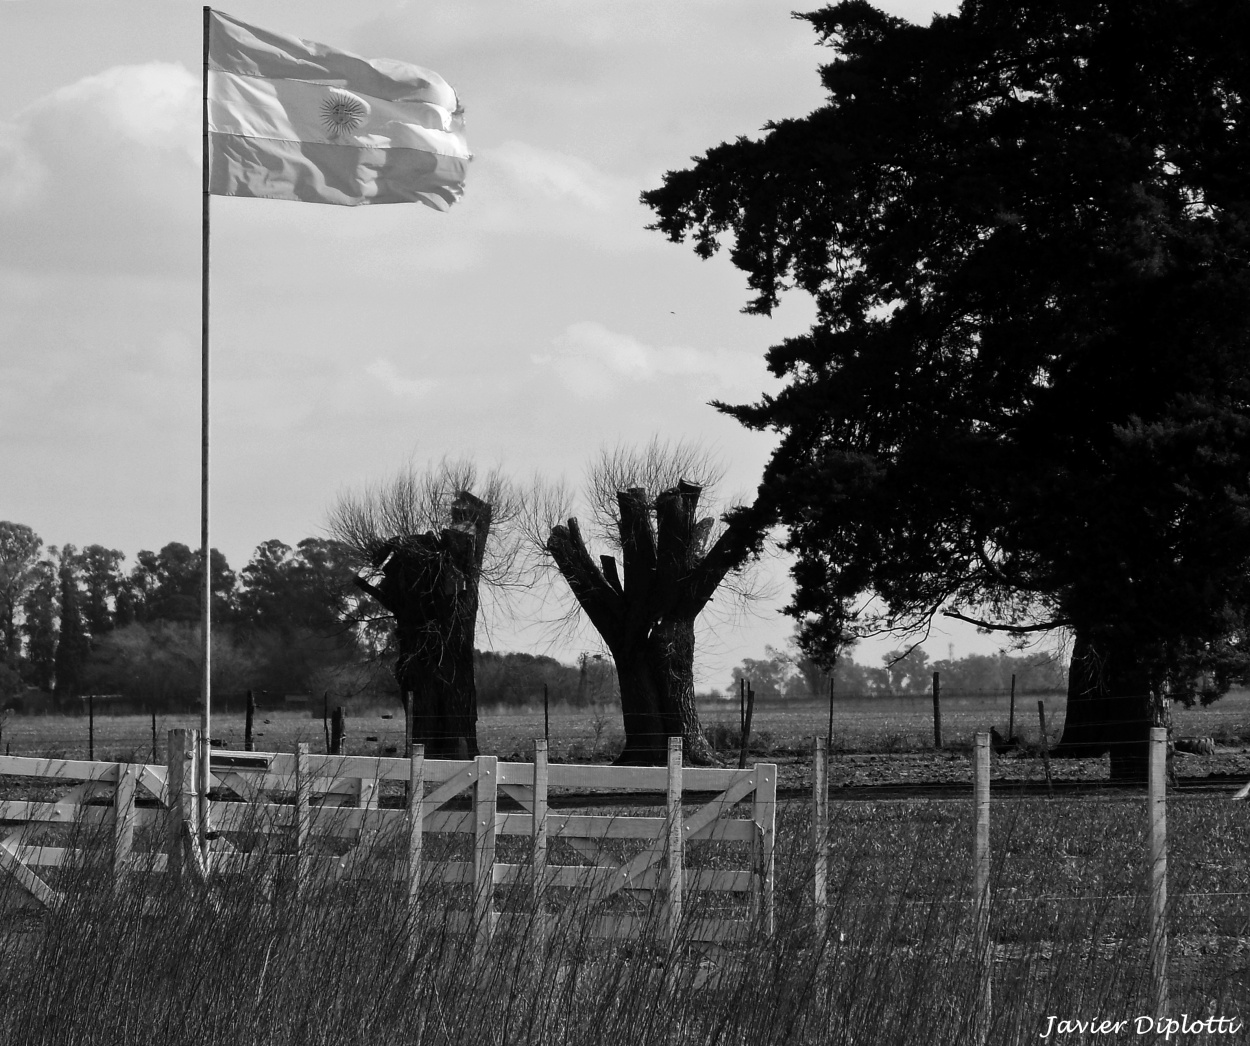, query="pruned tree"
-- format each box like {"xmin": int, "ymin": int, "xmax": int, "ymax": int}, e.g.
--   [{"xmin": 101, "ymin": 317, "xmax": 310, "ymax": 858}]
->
[
  {"xmin": 328, "ymin": 460, "xmax": 521, "ymax": 757},
  {"xmin": 538, "ymin": 440, "xmax": 768, "ymax": 765}
]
